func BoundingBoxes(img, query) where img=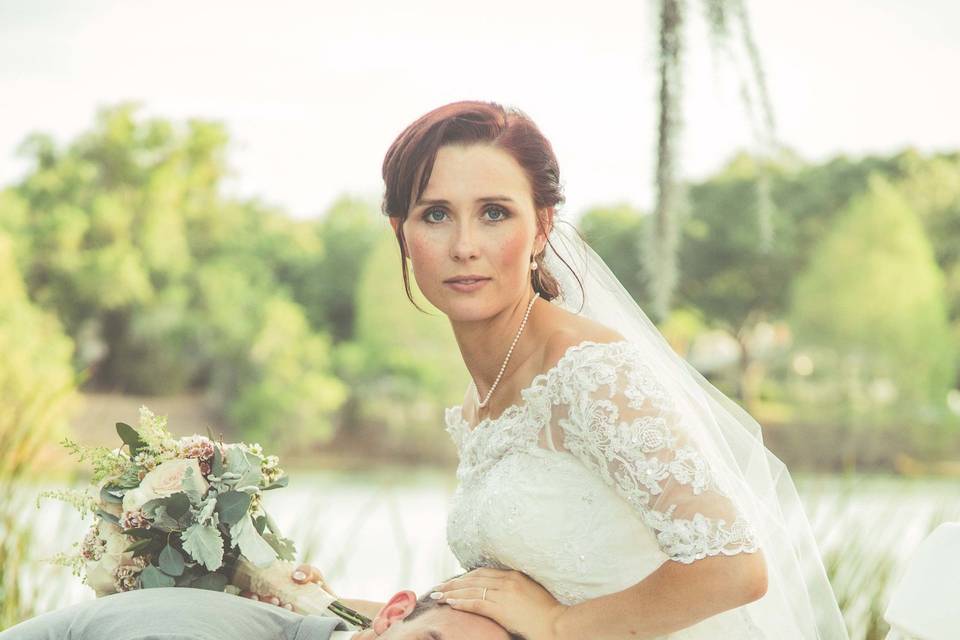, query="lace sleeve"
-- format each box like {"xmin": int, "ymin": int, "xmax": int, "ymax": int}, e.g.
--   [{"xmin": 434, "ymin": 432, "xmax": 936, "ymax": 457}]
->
[{"xmin": 547, "ymin": 342, "xmax": 760, "ymax": 564}]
